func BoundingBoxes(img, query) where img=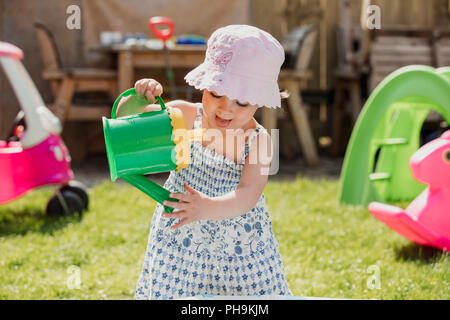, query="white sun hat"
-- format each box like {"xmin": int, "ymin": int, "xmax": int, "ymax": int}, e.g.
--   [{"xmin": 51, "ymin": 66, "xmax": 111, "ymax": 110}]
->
[{"xmin": 185, "ymin": 25, "xmax": 285, "ymax": 108}]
